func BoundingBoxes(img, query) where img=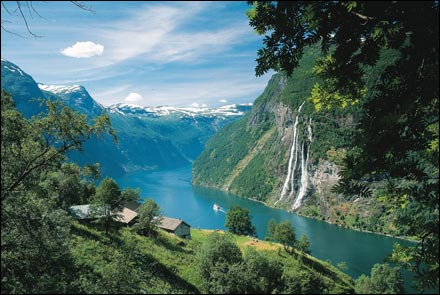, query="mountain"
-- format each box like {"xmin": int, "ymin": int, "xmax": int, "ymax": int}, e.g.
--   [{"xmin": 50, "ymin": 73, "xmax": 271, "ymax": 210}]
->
[
  {"xmin": 107, "ymin": 103, "xmax": 252, "ymax": 169},
  {"xmin": 38, "ymin": 83, "xmax": 104, "ymax": 117},
  {"xmin": 192, "ymin": 47, "xmax": 401, "ymax": 236},
  {"xmin": 107, "ymin": 103, "xmax": 251, "ymax": 118},
  {"xmin": 1, "ymin": 59, "xmax": 250, "ymax": 176},
  {"xmin": 1, "ymin": 59, "xmax": 46, "ymax": 117}
]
